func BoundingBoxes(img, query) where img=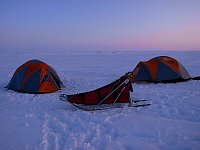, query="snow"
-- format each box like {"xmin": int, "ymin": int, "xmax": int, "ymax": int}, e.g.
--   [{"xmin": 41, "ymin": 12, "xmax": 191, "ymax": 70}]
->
[{"xmin": 0, "ymin": 51, "xmax": 200, "ymax": 150}]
